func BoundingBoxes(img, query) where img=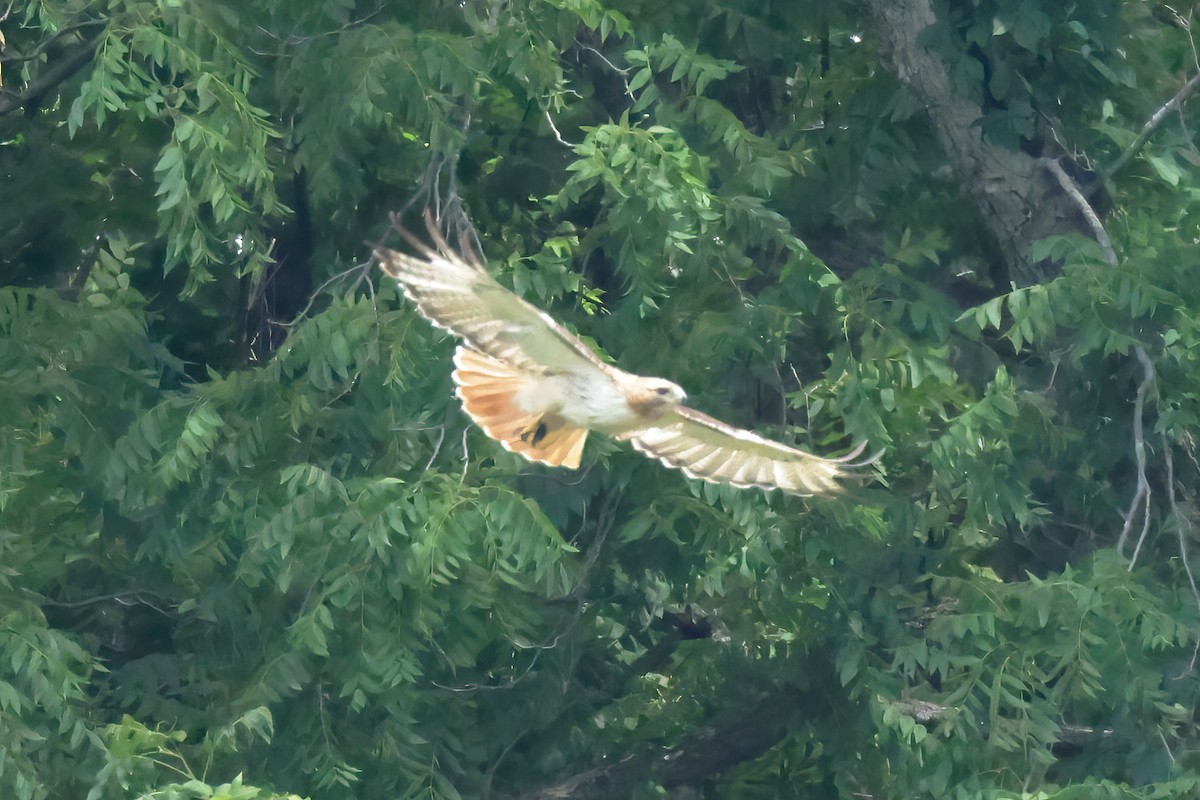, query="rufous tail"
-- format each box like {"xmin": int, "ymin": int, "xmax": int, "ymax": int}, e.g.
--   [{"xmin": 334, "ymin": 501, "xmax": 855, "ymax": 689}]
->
[{"xmin": 452, "ymin": 347, "xmax": 588, "ymax": 468}]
